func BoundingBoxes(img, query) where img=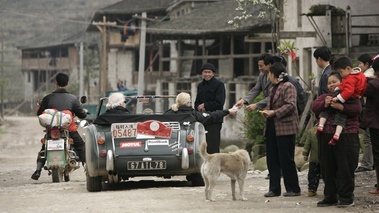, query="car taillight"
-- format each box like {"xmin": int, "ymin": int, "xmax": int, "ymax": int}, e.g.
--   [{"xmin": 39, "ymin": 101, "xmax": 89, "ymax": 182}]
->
[
  {"xmin": 98, "ymin": 137, "xmax": 105, "ymax": 145},
  {"xmin": 186, "ymin": 130, "xmax": 194, "ymax": 142},
  {"xmin": 97, "ymin": 132, "xmax": 105, "ymax": 145},
  {"xmin": 186, "ymin": 135, "xmax": 194, "ymax": 142},
  {"xmin": 50, "ymin": 129, "xmax": 60, "ymax": 139},
  {"xmin": 99, "ymin": 150, "xmax": 107, "ymax": 158}
]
